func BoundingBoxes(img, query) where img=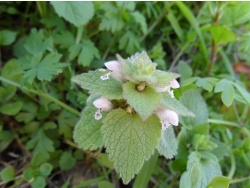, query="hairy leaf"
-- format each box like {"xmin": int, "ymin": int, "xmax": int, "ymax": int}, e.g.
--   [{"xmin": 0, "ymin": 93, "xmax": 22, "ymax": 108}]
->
[
  {"xmin": 160, "ymin": 93, "xmax": 195, "ymax": 117},
  {"xmin": 73, "ymin": 106, "xmax": 106, "ymax": 150},
  {"xmin": 180, "ymin": 90, "xmax": 208, "ymax": 126},
  {"xmin": 72, "ymin": 70, "xmax": 123, "ymax": 100},
  {"xmin": 102, "ymin": 109, "xmax": 161, "ymax": 184},
  {"xmin": 157, "ymin": 126, "xmax": 178, "ymax": 159},
  {"xmin": 123, "ymin": 82, "xmax": 162, "ymax": 120},
  {"xmin": 180, "ymin": 152, "xmax": 221, "ymax": 188}
]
